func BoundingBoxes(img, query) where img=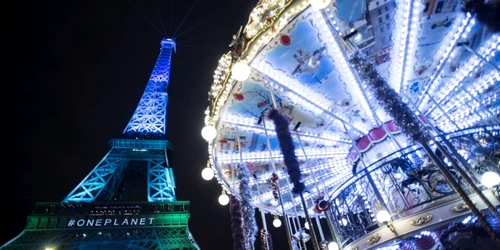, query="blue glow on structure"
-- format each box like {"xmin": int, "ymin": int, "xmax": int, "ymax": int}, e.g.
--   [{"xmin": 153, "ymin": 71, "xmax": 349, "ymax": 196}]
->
[
  {"xmin": 64, "ymin": 152, "xmax": 122, "ymax": 202},
  {"xmin": 123, "ymin": 38, "xmax": 176, "ymax": 137},
  {"xmin": 64, "ymin": 39, "xmax": 178, "ymax": 203},
  {"xmin": 147, "ymin": 156, "xmax": 176, "ymax": 202}
]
